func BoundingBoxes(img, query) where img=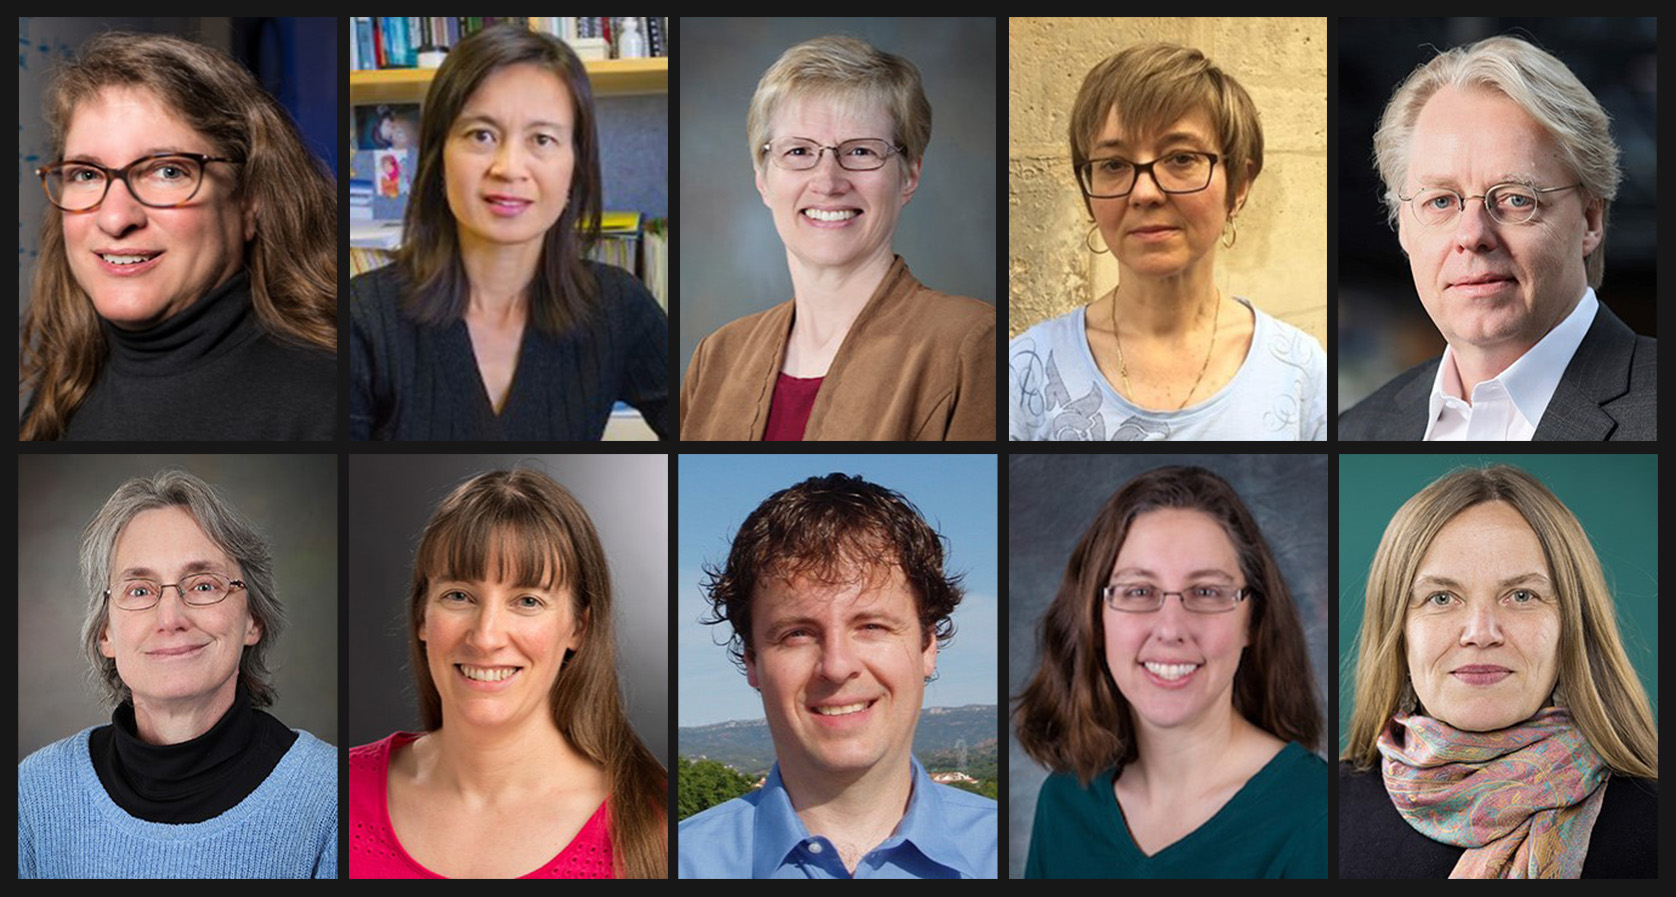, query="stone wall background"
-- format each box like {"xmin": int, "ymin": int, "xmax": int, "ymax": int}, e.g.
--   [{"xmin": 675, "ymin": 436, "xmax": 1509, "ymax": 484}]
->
[{"xmin": 1008, "ymin": 17, "xmax": 1327, "ymax": 351}]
